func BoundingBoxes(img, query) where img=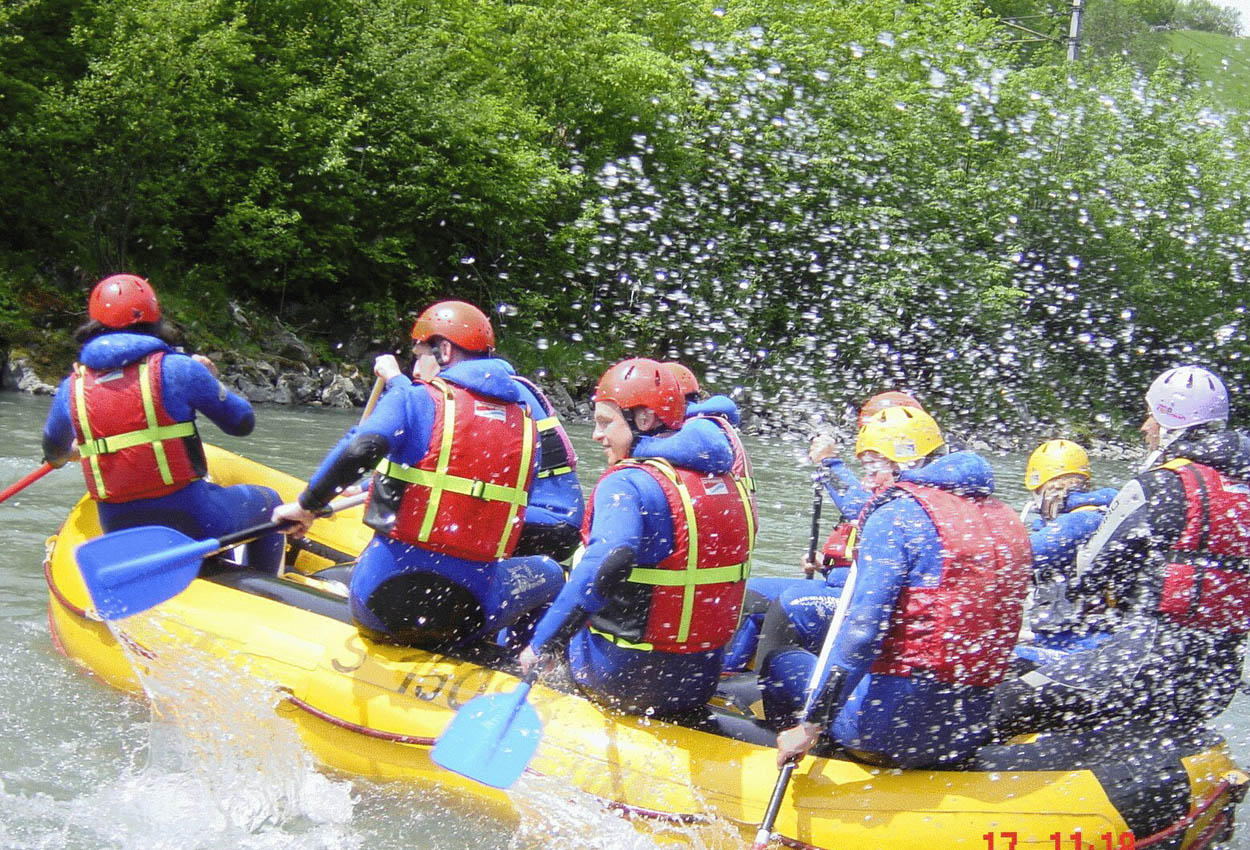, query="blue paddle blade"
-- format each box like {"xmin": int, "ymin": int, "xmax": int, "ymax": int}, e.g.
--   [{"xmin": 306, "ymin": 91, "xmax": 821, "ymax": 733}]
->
[
  {"xmin": 75, "ymin": 525, "xmax": 220, "ymax": 620},
  {"xmin": 431, "ymin": 682, "xmax": 543, "ymax": 789}
]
